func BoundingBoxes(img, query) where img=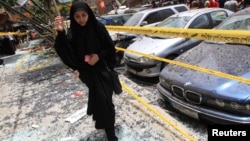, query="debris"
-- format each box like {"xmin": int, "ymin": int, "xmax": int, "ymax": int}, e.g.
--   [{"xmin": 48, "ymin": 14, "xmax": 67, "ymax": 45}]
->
[
  {"xmin": 59, "ymin": 137, "xmax": 78, "ymax": 141},
  {"xmin": 65, "ymin": 106, "xmax": 87, "ymax": 123},
  {"xmin": 31, "ymin": 124, "xmax": 39, "ymax": 128},
  {"xmin": 74, "ymin": 91, "xmax": 84, "ymax": 97}
]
